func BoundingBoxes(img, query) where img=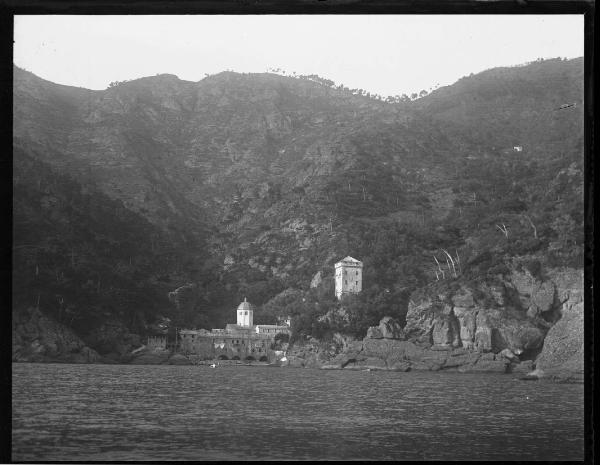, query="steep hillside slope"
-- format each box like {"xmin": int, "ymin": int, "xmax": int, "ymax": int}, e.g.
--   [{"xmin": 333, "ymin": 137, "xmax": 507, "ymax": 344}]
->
[
  {"xmin": 412, "ymin": 57, "xmax": 584, "ymax": 161},
  {"xmin": 12, "ymin": 59, "xmax": 584, "ymax": 362}
]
